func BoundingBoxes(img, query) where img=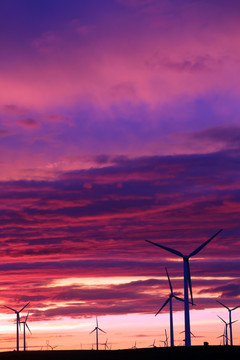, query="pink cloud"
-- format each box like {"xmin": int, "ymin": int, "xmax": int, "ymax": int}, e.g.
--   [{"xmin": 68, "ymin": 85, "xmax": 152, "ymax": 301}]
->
[{"xmin": 18, "ymin": 118, "xmax": 40, "ymax": 128}]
